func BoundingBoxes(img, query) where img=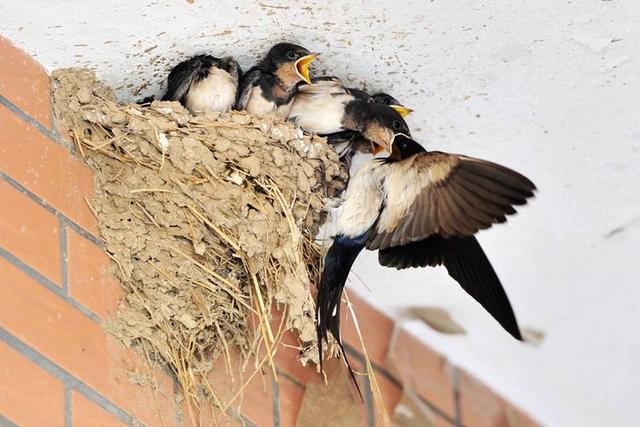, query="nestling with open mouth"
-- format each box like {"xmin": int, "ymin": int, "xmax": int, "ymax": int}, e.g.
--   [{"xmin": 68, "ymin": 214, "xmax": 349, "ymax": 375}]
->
[{"xmin": 236, "ymin": 42, "xmax": 317, "ymax": 118}]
